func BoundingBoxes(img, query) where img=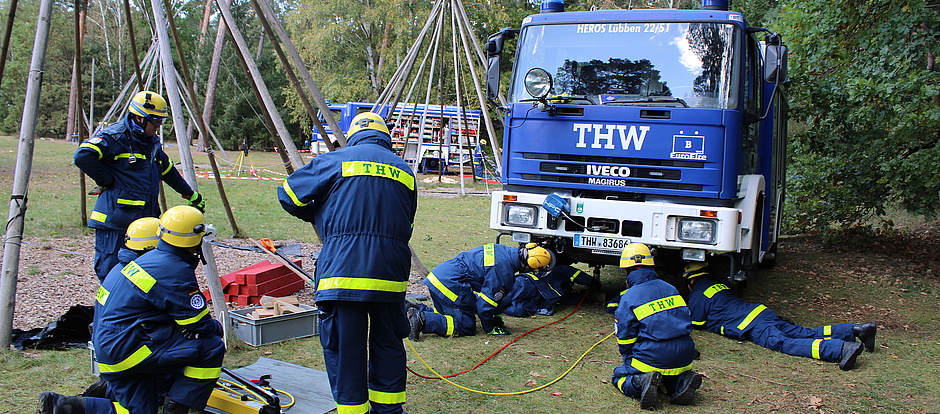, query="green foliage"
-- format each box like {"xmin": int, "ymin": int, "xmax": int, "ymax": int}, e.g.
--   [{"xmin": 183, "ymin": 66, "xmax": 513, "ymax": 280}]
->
[{"xmin": 773, "ymin": 0, "xmax": 940, "ymax": 231}]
